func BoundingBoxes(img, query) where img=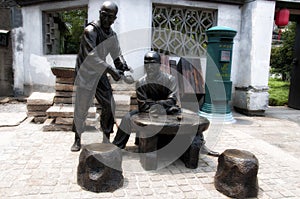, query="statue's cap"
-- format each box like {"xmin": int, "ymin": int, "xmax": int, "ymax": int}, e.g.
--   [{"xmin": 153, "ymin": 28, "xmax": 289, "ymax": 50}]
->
[{"xmin": 144, "ymin": 51, "xmax": 161, "ymax": 64}]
